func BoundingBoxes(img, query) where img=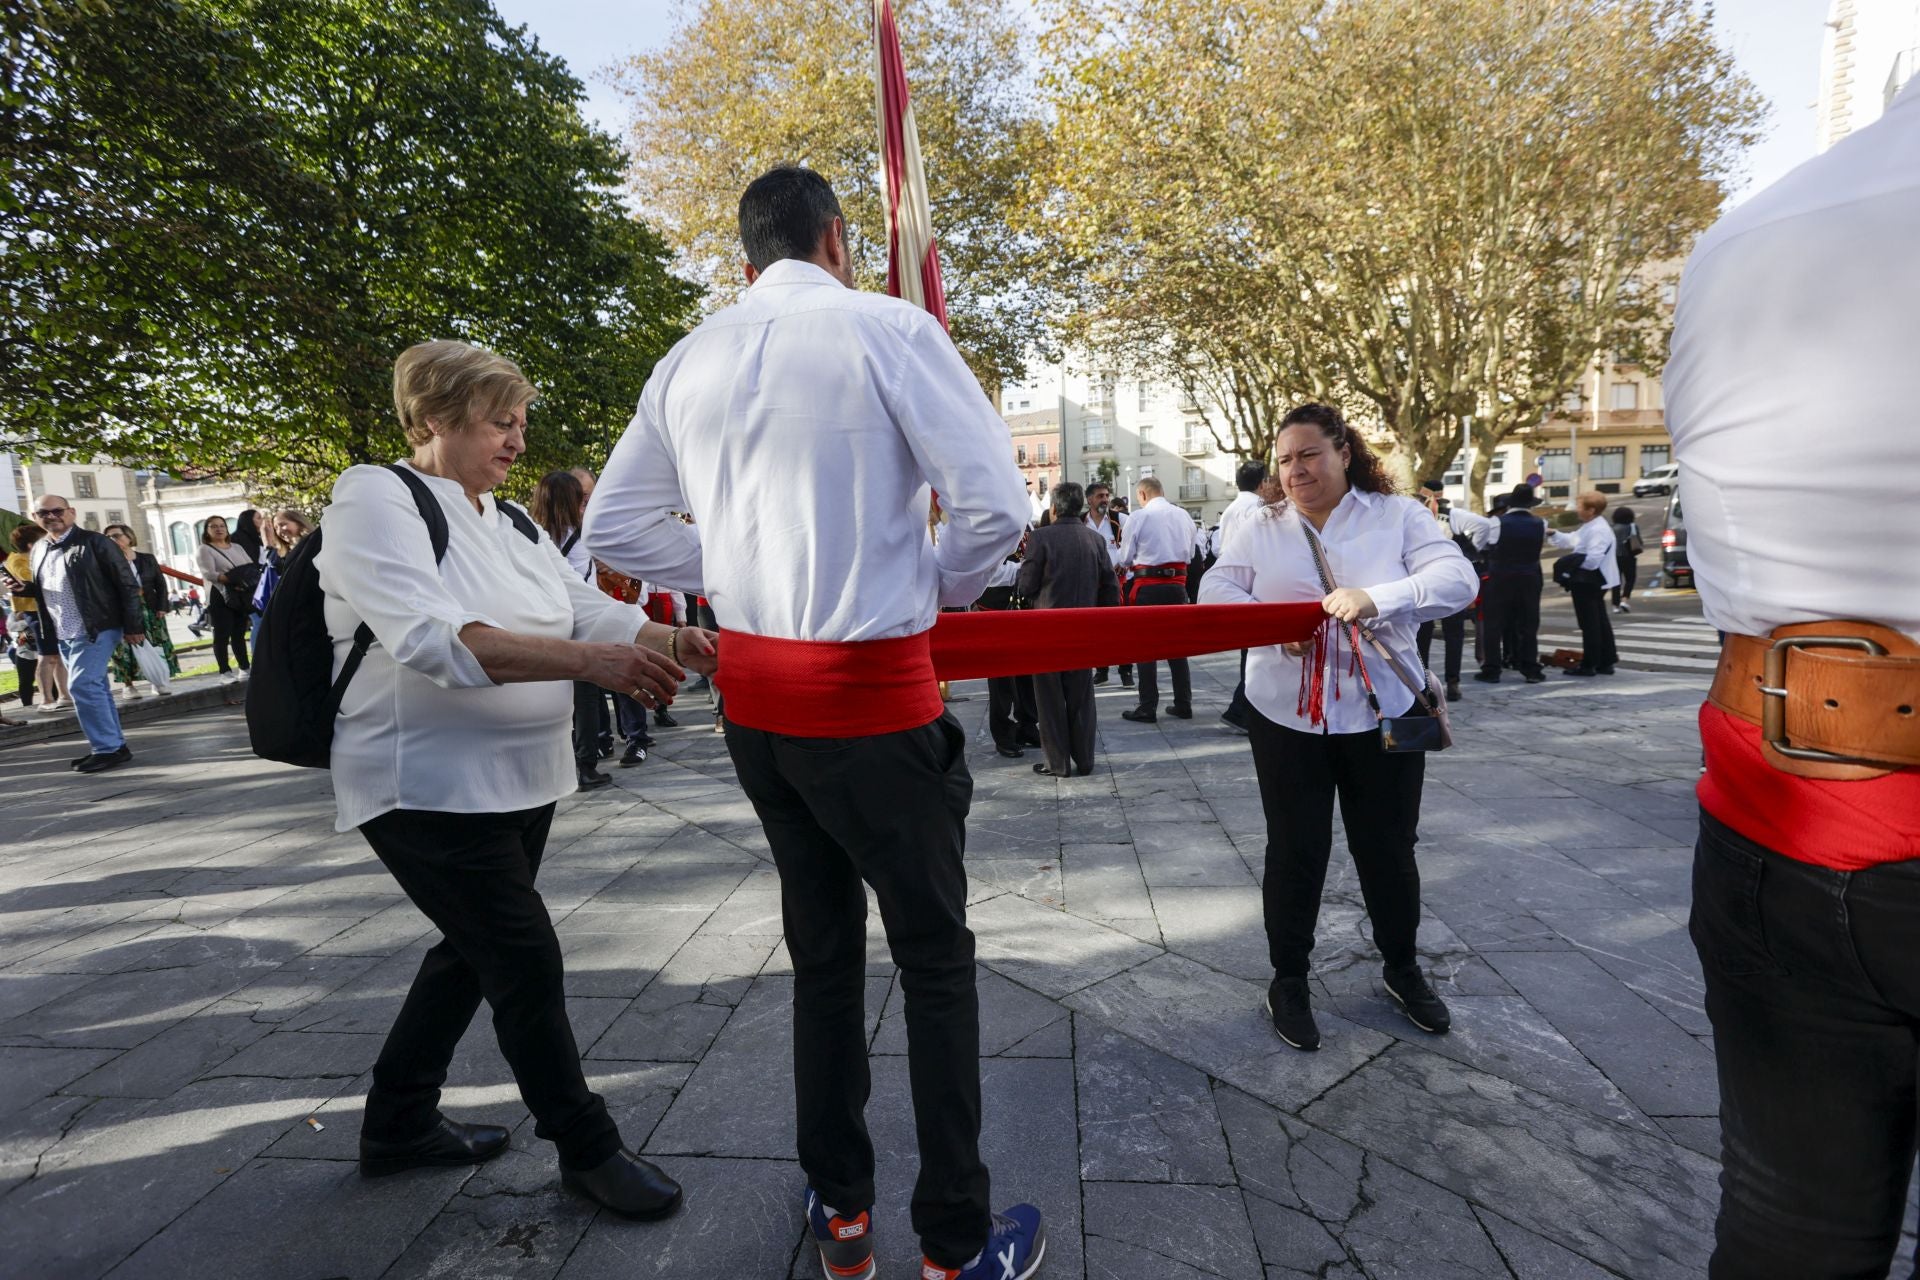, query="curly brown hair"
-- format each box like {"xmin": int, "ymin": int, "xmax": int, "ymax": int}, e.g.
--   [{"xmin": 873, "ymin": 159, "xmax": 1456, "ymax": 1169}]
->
[{"xmin": 1276, "ymin": 403, "xmax": 1397, "ymax": 496}]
